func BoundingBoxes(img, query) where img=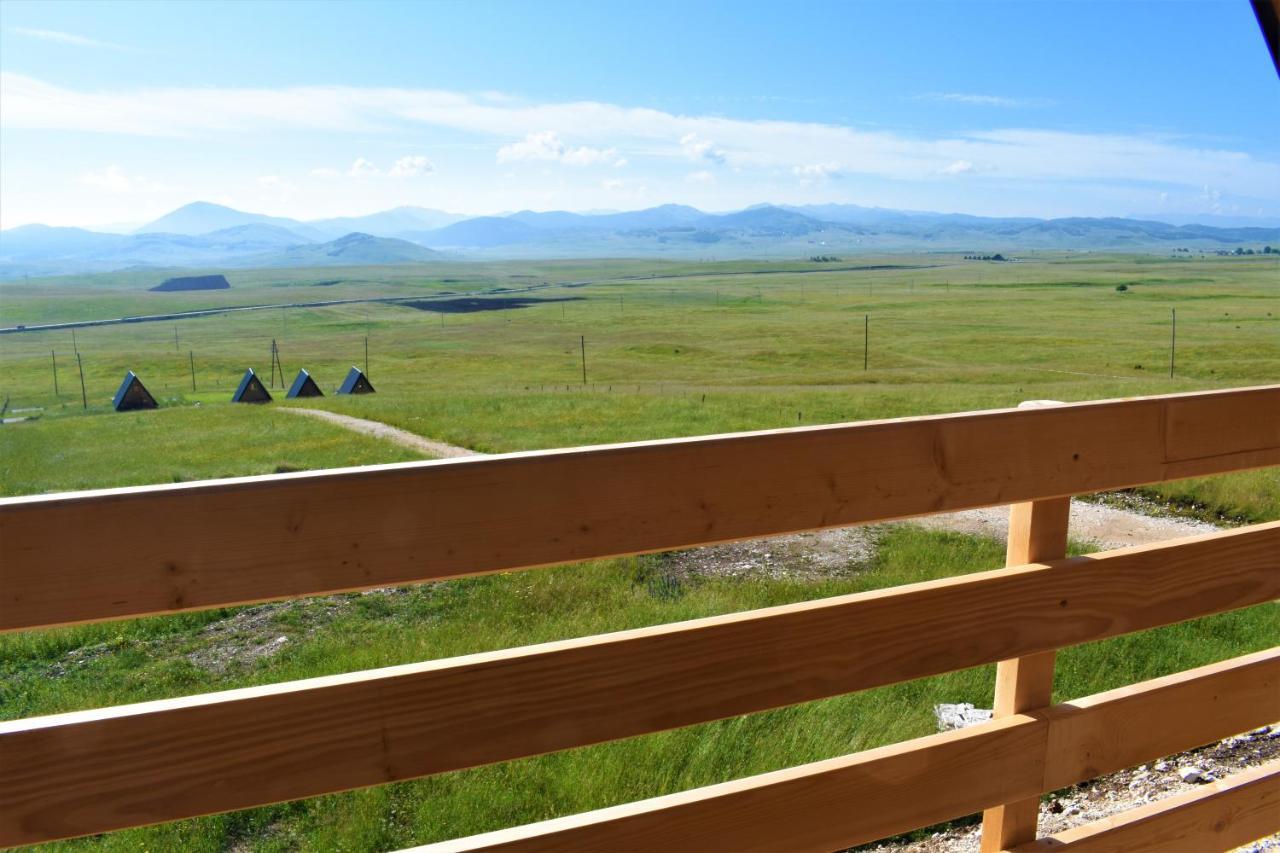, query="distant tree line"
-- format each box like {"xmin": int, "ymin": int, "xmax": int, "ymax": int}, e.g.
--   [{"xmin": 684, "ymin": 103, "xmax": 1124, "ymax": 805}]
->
[
  {"xmin": 808, "ymin": 255, "xmax": 842, "ymax": 262},
  {"xmin": 1216, "ymin": 247, "xmax": 1275, "ymax": 255},
  {"xmin": 964, "ymin": 253, "xmax": 1007, "ymax": 261}
]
